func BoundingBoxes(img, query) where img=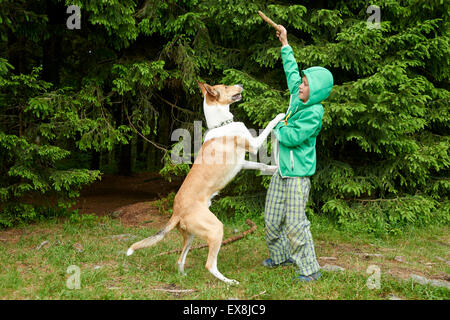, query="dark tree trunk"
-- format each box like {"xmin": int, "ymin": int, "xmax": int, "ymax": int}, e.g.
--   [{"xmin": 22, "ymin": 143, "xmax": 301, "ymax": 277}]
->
[
  {"xmin": 90, "ymin": 150, "xmax": 100, "ymax": 170},
  {"xmin": 42, "ymin": 0, "xmax": 64, "ymax": 85},
  {"xmin": 118, "ymin": 142, "xmax": 132, "ymax": 176}
]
